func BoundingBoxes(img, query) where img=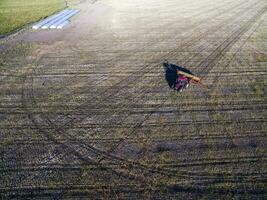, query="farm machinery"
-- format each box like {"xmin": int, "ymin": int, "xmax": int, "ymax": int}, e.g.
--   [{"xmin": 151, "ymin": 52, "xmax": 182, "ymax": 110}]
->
[{"xmin": 163, "ymin": 61, "xmax": 203, "ymax": 92}]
